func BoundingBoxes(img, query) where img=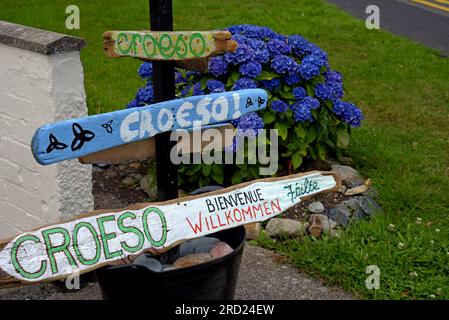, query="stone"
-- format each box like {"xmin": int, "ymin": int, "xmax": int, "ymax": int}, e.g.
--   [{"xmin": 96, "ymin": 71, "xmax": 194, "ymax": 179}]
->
[
  {"xmin": 139, "ymin": 174, "xmax": 157, "ymax": 199},
  {"xmin": 359, "ymin": 196, "xmax": 383, "ymax": 216},
  {"xmin": 265, "ymin": 218, "xmax": 306, "ymax": 238},
  {"xmin": 337, "ymin": 185, "xmax": 347, "ymax": 194},
  {"xmin": 121, "ymin": 173, "xmax": 142, "ymax": 187},
  {"xmin": 173, "ymin": 253, "xmax": 214, "ymax": 268},
  {"xmin": 328, "ymin": 207, "xmax": 350, "ymax": 227},
  {"xmin": 244, "ymin": 223, "xmax": 261, "ymax": 240},
  {"xmin": 353, "ymin": 209, "xmax": 366, "ymax": 220},
  {"xmin": 329, "ymin": 229, "xmax": 342, "ymax": 239},
  {"xmin": 133, "ymin": 255, "xmax": 162, "ymax": 272},
  {"xmin": 210, "ymin": 242, "xmax": 234, "ymax": 258},
  {"xmin": 190, "ymin": 185, "xmax": 224, "ymax": 195},
  {"xmin": 180, "ymin": 237, "xmax": 219, "ymax": 256},
  {"xmin": 161, "ymin": 265, "xmax": 178, "ymax": 272},
  {"xmin": 331, "ymin": 164, "xmax": 364, "ymax": 188},
  {"xmin": 309, "ymin": 214, "xmax": 337, "ymax": 232},
  {"xmin": 194, "ymin": 244, "xmax": 216, "ymax": 254},
  {"xmin": 340, "ymin": 198, "xmax": 361, "ymax": 213},
  {"xmin": 345, "ymin": 185, "xmax": 368, "ymax": 196},
  {"xmin": 308, "ymin": 202, "xmax": 325, "ymax": 214},
  {"xmin": 129, "ymin": 162, "xmax": 141, "ymax": 169},
  {"xmin": 308, "ymin": 215, "xmax": 323, "ymax": 237},
  {"xmin": 179, "ymin": 241, "xmax": 196, "ymax": 257}
]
